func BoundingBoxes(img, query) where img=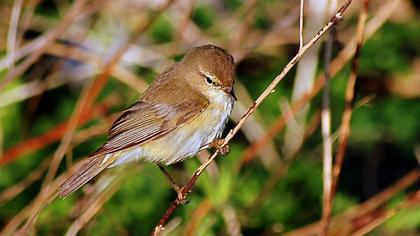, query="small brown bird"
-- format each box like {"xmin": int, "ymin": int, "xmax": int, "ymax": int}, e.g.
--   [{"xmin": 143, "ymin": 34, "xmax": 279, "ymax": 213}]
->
[{"xmin": 58, "ymin": 45, "xmax": 236, "ymax": 198}]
